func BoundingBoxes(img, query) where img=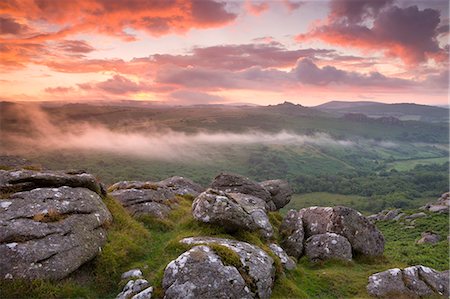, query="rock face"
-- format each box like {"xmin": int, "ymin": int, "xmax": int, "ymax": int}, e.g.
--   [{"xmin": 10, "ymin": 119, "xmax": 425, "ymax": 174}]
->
[
  {"xmin": 279, "ymin": 210, "xmax": 304, "ymax": 259},
  {"xmin": 367, "ymin": 266, "xmax": 449, "ymax": 298},
  {"xmin": 299, "ymin": 206, "xmax": 384, "ymax": 257},
  {"xmin": 0, "ymin": 170, "xmax": 111, "ymax": 280},
  {"xmin": 166, "ymin": 237, "xmax": 275, "ymax": 299},
  {"xmin": 416, "ymin": 231, "xmax": 441, "ymax": 244},
  {"xmin": 110, "ymin": 177, "xmax": 204, "ymax": 219},
  {"xmin": 304, "ymin": 233, "xmax": 352, "ymax": 262},
  {"xmin": 210, "ymin": 173, "xmax": 291, "ymax": 211},
  {"xmin": 192, "ymin": 189, "xmax": 273, "ymax": 238}
]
